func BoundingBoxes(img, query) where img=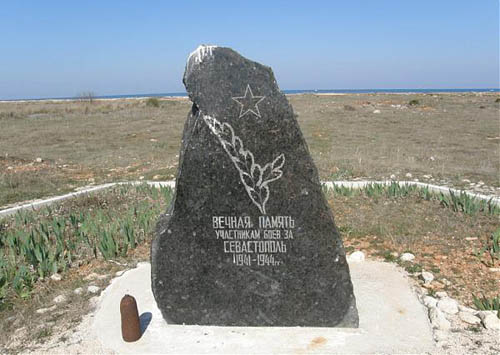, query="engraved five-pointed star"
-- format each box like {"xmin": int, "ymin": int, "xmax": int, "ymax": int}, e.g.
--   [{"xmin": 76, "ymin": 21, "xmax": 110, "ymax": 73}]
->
[{"xmin": 232, "ymin": 84, "xmax": 265, "ymax": 118}]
